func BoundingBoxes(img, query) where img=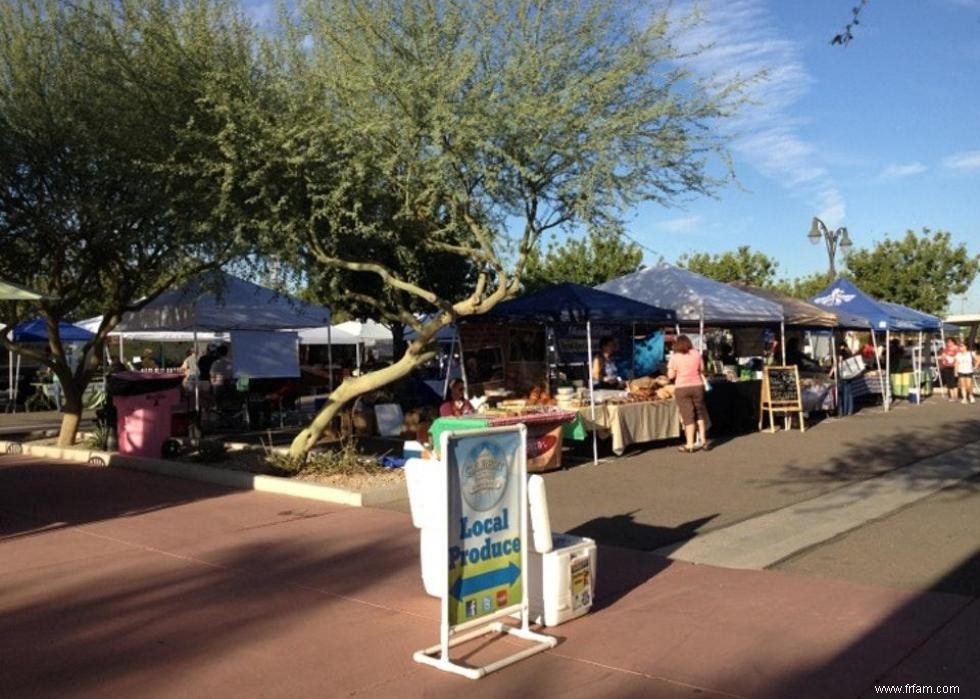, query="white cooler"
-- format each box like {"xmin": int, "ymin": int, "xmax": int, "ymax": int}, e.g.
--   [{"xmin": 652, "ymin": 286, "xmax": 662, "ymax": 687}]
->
[{"xmin": 526, "ymin": 532, "xmax": 597, "ymax": 627}]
